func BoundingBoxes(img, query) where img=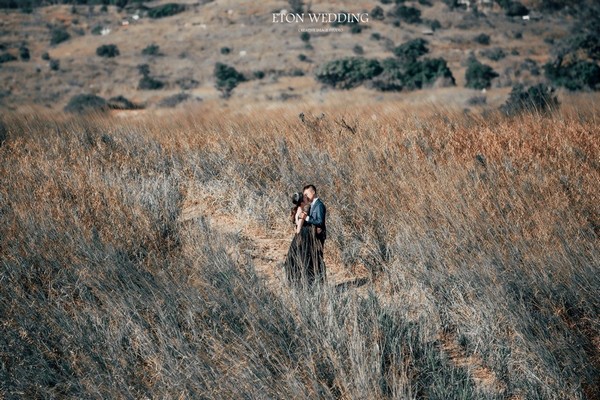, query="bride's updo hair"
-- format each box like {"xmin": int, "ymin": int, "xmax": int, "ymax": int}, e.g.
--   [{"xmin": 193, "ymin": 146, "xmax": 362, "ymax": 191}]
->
[
  {"xmin": 290, "ymin": 192, "xmax": 303, "ymax": 225},
  {"xmin": 291, "ymin": 192, "xmax": 304, "ymax": 206}
]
